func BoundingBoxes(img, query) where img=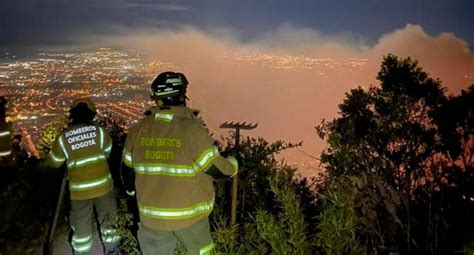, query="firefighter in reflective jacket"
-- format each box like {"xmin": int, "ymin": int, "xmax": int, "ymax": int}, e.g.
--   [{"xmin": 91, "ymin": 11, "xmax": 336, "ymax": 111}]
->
[
  {"xmin": 122, "ymin": 72, "xmax": 238, "ymax": 255},
  {"xmin": 47, "ymin": 98, "xmax": 120, "ymax": 254},
  {"xmin": 0, "ymin": 96, "xmax": 13, "ymax": 167}
]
